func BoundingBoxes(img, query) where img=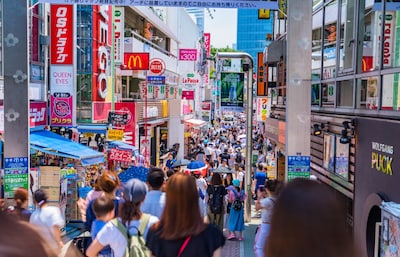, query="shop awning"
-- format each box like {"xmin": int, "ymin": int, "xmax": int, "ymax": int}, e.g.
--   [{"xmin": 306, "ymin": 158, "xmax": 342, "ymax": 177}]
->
[
  {"xmin": 184, "ymin": 119, "xmax": 207, "ymax": 127},
  {"xmin": 76, "ymin": 125, "xmax": 108, "ymax": 134},
  {"xmin": 108, "ymin": 140, "xmax": 140, "ymax": 155},
  {"xmin": 30, "ymin": 130, "xmax": 104, "ymax": 166}
]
